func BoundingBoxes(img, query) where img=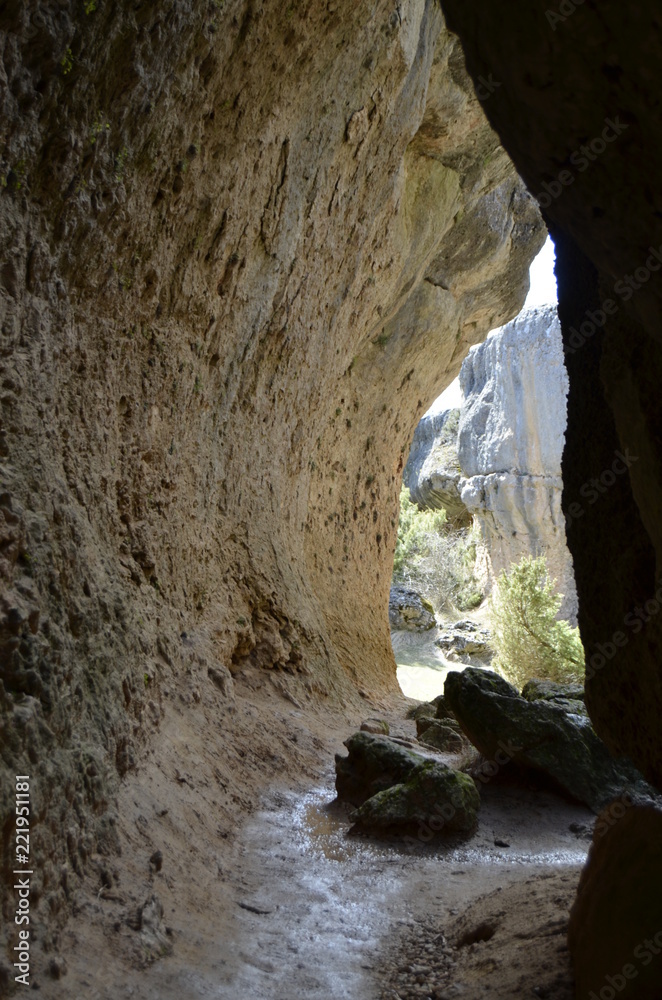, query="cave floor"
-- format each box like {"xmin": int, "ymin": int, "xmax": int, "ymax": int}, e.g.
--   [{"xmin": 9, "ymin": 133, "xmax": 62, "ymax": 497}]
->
[
  {"xmin": 221, "ymin": 776, "xmax": 590, "ymax": 1000},
  {"xmin": 37, "ymin": 672, "xmax": 592, "ymax": 999}
]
